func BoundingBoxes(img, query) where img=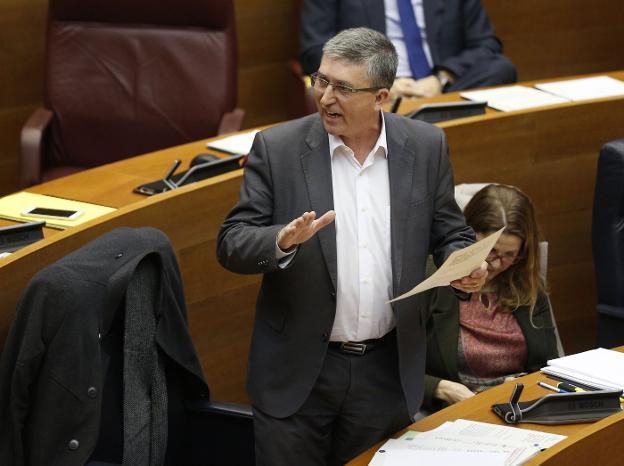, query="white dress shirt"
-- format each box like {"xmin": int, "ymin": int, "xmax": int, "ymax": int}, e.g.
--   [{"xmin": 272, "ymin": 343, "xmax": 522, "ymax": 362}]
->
[
  {"xmin": 384, "ymin": 0, "xmax": 434, "ymax": 77},
  {"xmin": 328, "ymin": 114, "xmax": 395, "ymax": 342}
]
